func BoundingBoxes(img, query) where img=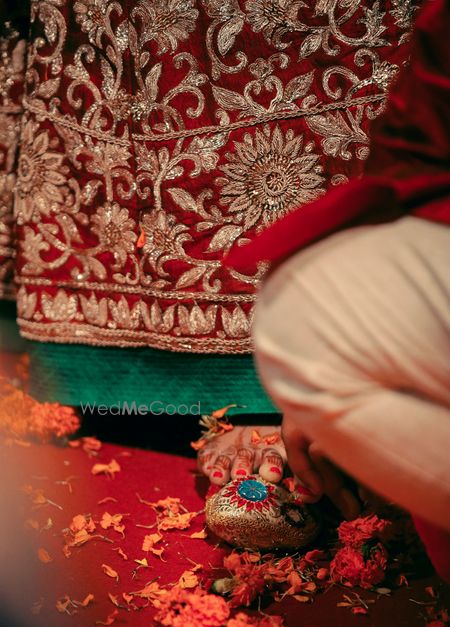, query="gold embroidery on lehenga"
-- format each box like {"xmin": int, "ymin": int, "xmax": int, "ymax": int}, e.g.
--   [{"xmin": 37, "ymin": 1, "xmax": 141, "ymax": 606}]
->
[
  {"xmin": 390, "ymin": 0, "xmax": 418, "ymax": 44},
  {"xmin": 74, "ymin": 0, "xmax": 118, "ymax": 47},
  {"xmin": 9, "ymin": 0, "xmax": 417, "ymax": 351},
  {"xmin": 217, "ymin": 124, "xmax": 325, "ymax": 232},
  {"xmin": 0, "ymin": 173, "xmax": 14, "ymax": 283},
  {"xmin": 132, "ymin": 0, "xmax": 199, "ymax": 55},
  {"xmin": 0, "ymin": 26, "xmax": 27, "ymax": 296},
  {"xmin": 141, "ymin": 210, "xmax": 191, "ymax": 273},
  {"xmin": 211, "ymin": 53, "xmax": 316, "ymax": 120},
  {"xmin": 221, "ymin": 304, "xmax": 250, "ymax": 338},
  {"xmin": 15, "ymin": 120, "xmax": 78, "ymax": 224},
  {"xmin": 202, "ymin": 0, "xmax": 246, "ymax": 80},
  {"xmin": 90, "ymin": 202, "xmax": 137, "ymax": 266},
  {"xmin": 246, "ymin": 0, "xmax": 386, "ymax": 53},
  {"xmin": 41, "ymin": 289, "xmax": 78, "ymax": 322},
  {"xmin": 307, "ymin": 106, "xmax": 370, "ymax": 161},
  {"xmin": 245, "ymin": 0, "xmax": 305, "ymax": 49}
]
